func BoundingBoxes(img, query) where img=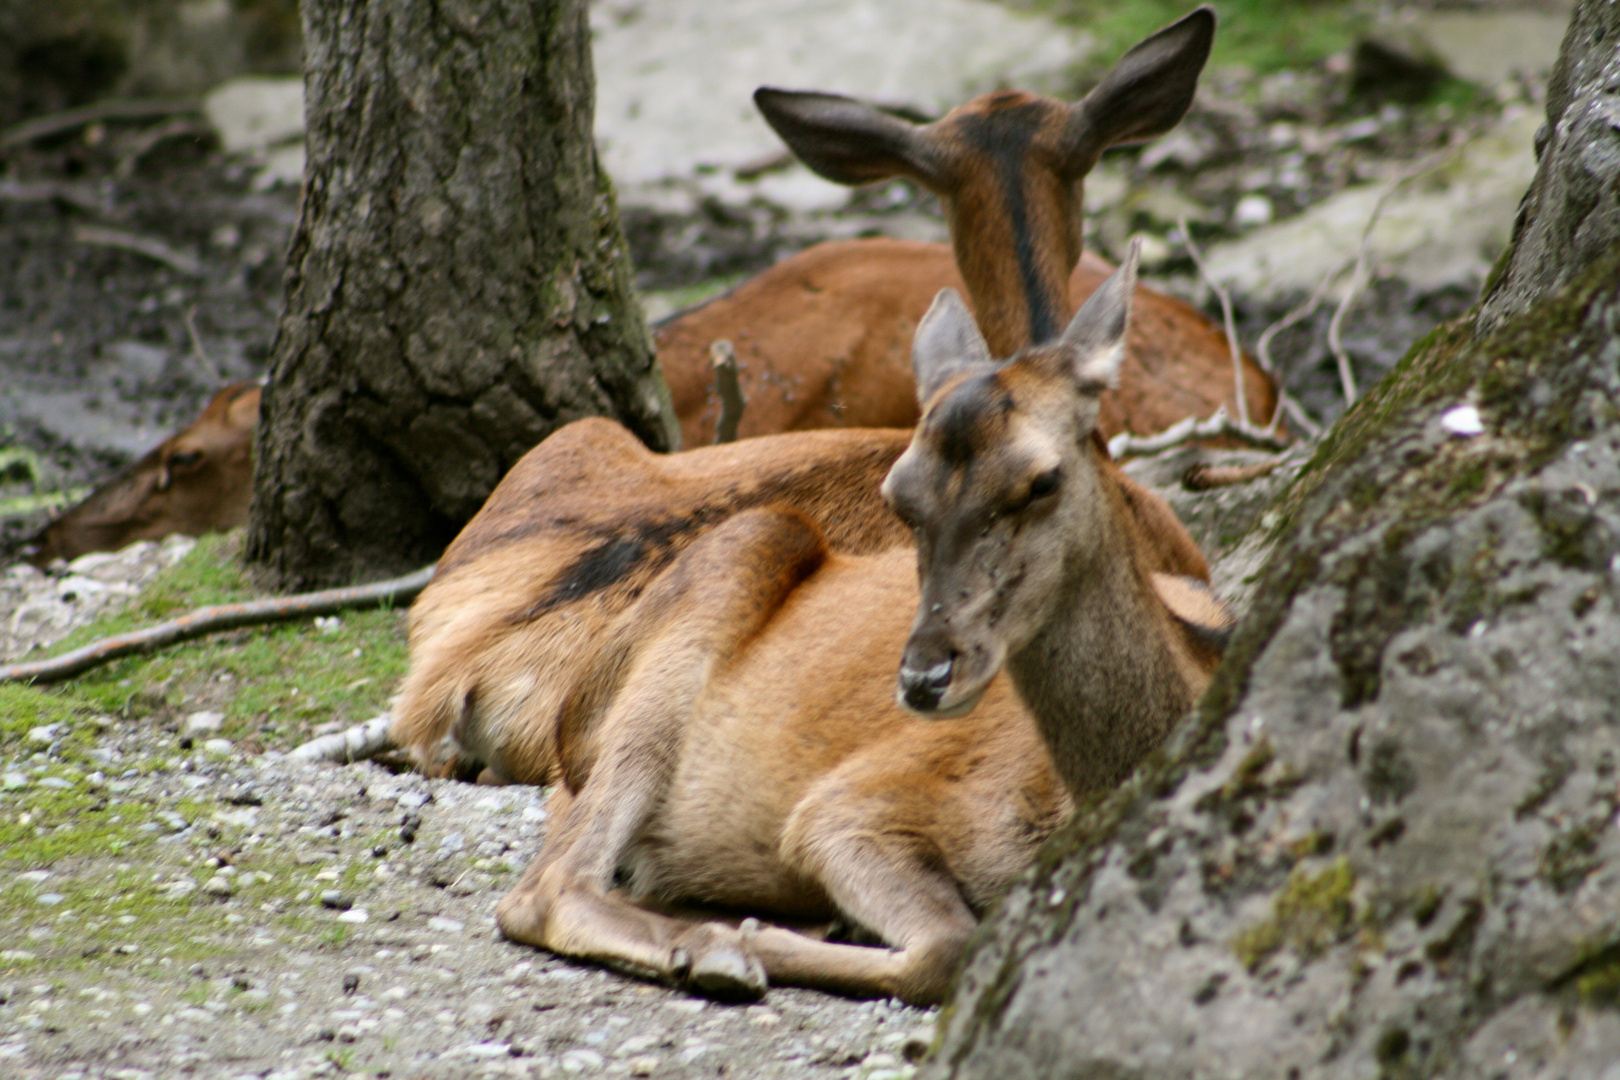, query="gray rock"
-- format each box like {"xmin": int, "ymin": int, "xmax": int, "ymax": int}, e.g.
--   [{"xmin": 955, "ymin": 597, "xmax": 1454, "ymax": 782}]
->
[{"xmin": 928, "ymin": 215, "xmax": 1620, "ymax": 1079}]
